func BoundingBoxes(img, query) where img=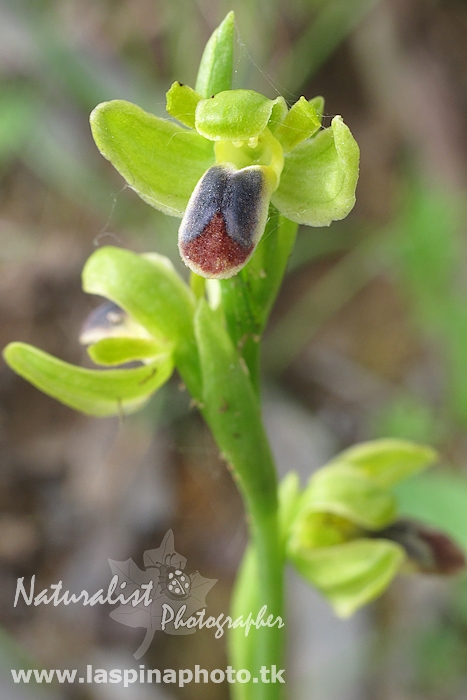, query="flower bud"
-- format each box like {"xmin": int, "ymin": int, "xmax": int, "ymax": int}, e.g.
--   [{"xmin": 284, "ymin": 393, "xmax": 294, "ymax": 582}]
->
[{"xmin": 178, "ymin": 163, "xmax": 272, "ymax": 279}]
